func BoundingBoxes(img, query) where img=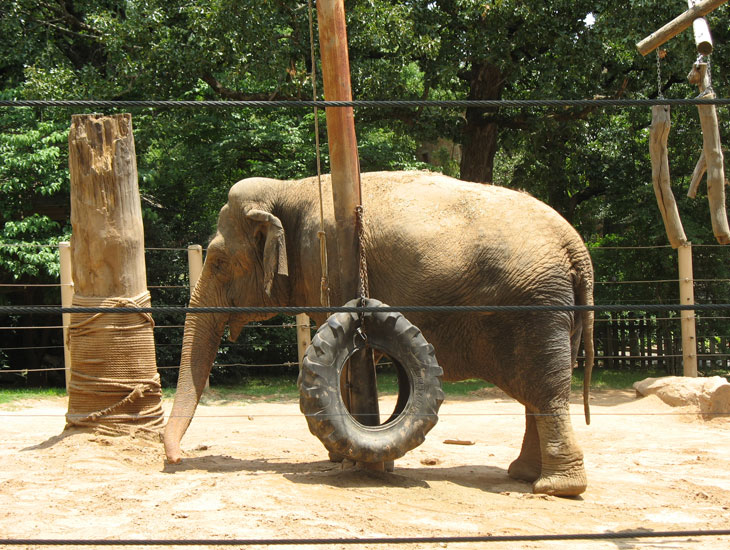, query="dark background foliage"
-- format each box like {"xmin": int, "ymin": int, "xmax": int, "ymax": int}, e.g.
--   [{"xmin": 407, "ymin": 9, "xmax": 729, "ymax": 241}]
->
[{"xmin": 1, "ymin": 1, "xmax": 729, "ymax": 386}]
